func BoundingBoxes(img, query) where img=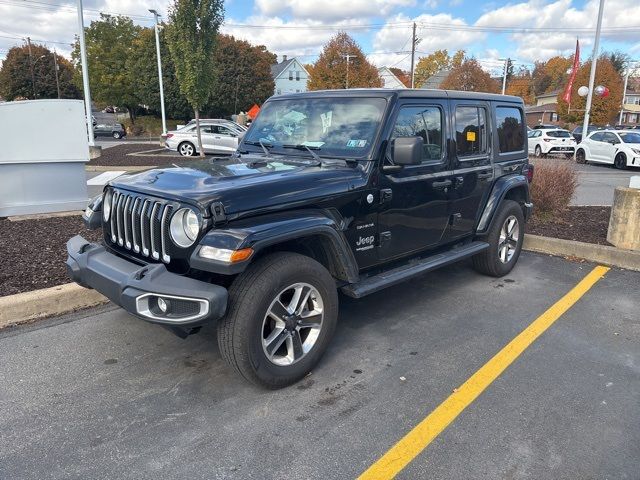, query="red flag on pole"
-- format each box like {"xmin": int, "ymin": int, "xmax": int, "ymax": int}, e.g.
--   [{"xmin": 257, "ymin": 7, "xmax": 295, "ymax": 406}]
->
[{"xmin": 562, "ymin": 39, "xmax": 580, "ymax": 103}]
